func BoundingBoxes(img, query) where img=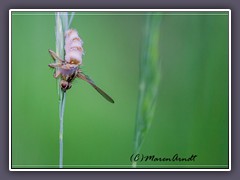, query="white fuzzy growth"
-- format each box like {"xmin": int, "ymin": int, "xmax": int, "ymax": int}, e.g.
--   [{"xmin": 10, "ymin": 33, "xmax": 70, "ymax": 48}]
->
[
  {"xmin": 70, "ymin": 41, "xmax": 83, "ymax": 49},
  {"xmin": 64, "ymin": 29, "xmax": 84, "ymax": 64},
  {"xmin": 66, "ymin": 29, "xmax": 79, "ymax": 41},
  {"xmin": 65, "ymin": 51, "xmax": 83, "ymax": 64}
]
